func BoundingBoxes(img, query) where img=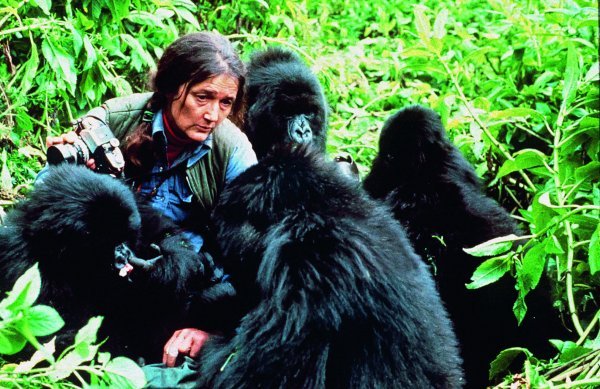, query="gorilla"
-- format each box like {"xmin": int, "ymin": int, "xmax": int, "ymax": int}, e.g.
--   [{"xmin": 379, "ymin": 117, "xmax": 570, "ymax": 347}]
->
[
  {"xmin": 191, "ymin": 48, "xmax": 464, "ymax": 387},
  {"xmin": 196, "ymin": 146, "xmax": 464, "ymax": 388},
  {"xmin": 363, "ymin": 105, "xmax": 566, "ymax": 387},
  {"xmin": 0, "ymin": 164, "xmax": 227, "ymax": 363},
  {"xmin": 243, "ymin": 47, "xmax": 328, "ymax": 158}
]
